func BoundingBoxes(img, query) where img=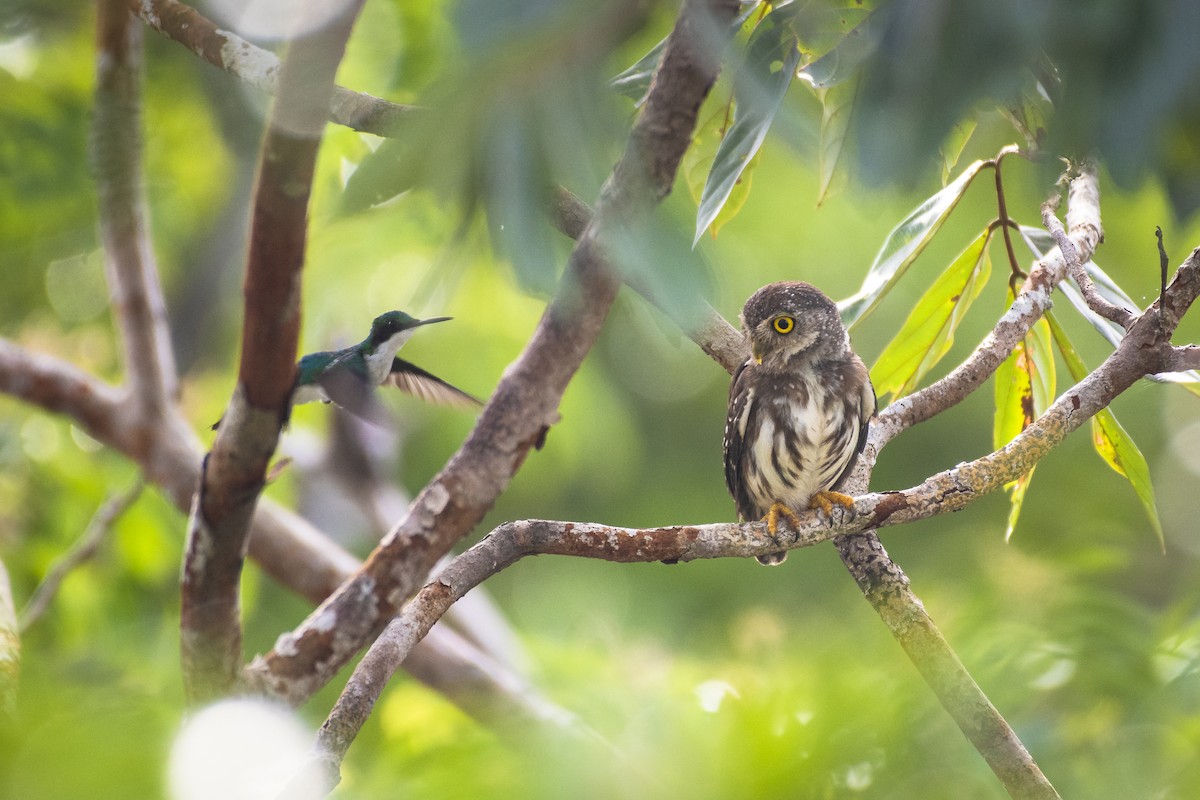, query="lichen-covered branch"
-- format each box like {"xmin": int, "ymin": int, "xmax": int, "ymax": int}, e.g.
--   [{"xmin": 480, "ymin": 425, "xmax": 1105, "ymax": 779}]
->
[{"xmin": 180, "ymin": 0, "xmax": 367, "ymax": 703}]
